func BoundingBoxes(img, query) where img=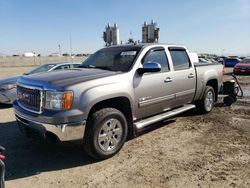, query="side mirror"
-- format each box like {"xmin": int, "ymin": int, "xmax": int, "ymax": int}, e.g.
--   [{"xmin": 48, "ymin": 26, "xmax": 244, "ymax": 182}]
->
[{"xmin": 137, "ymin": 61, "xmax": 161, "ymax": 75}]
